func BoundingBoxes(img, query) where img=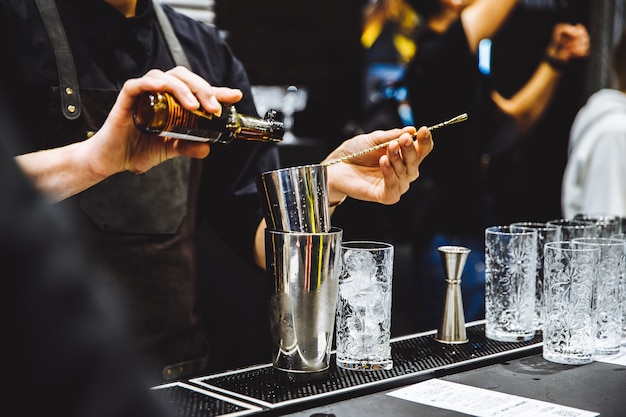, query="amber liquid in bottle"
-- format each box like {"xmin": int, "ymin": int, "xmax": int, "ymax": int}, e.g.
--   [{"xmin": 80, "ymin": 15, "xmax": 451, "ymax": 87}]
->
[{"xmin": 133, "ymin": 92, "xmax": 284, "ymax": 143}]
